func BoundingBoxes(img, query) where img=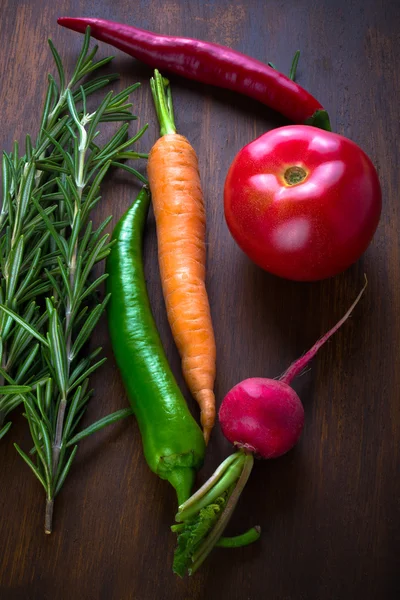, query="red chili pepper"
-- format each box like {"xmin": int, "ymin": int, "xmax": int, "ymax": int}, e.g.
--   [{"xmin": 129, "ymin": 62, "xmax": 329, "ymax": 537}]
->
[{"xmin": 58, "ymin": 17, "xmax": 330, "ymax": 129}]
